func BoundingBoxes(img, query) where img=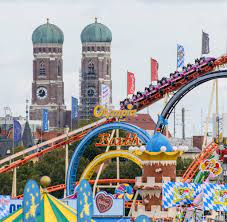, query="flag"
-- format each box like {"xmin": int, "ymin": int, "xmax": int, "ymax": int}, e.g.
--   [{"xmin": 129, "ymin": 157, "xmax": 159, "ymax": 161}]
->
[
  {"xmin": 151, "ymin": 58, "xmax": 158, "ymax": 81},
  {"xmin": 162, "ymin": 182, "xmax": 202, "ymax": 209},
  {"xmin": 101, "ymin": 84, "xmax": 110, "ymax": 106},
  {"xmin": 13, "ymin": 119, "xmax": 22, "ymax": 143},
  {"xmin": 202, "ymin": 31, "xmax": 210, "ymax": 54},
  {"xmin": 127, "ymin": 72, "xmax": 135, "ymax": 95},
  {"xmin": 42, "ymin": 109, "xmax": 48, "ymax": 132},
  {"xmin": 177, "ymin": 44, "xmax": 185, "ymax": 68},
  {"xmin": 71, "ymin": 97, "xmax": 78, "ymax": 119},
  {"xmin": 203, "ymin": 183, "xmax": 227, "ymax": 212}
]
